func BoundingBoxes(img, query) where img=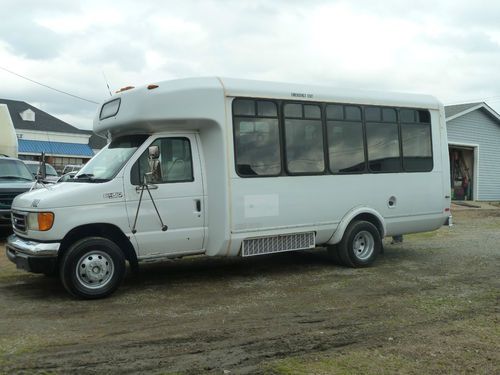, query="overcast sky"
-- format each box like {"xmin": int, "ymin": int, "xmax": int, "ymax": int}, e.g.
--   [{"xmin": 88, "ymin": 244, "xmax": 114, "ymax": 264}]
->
[{"xmin": 1, "ymin": 0, "xmax": 500, "ymax": 130}]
